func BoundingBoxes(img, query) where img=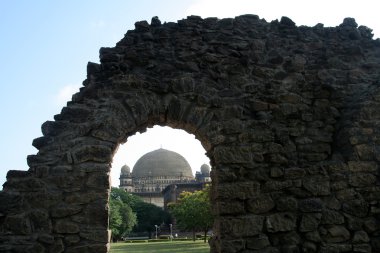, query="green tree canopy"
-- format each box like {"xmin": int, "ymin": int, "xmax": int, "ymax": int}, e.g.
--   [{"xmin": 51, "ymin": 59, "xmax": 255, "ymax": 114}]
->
[
  {"xmin": 110, "ymin": 187, "xmax": 171, "ymax": 238},
  {"xmin": 110, "ymin": 187, "xmax": 140, "ymax": 240},
  {"xmin": 169, "ymin": 187, "xmax": 214, "ymax": 242},
  {"xmin": 109, "ymin": 197, "xmax": 137, "ymax": 241},
  {"xmin": 132, "ymin": 201, "xmax": 171, "ymax": 236},
  {"xmin": 110, "ymin": 187, "xmax": 141, "ymax": 208}
]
